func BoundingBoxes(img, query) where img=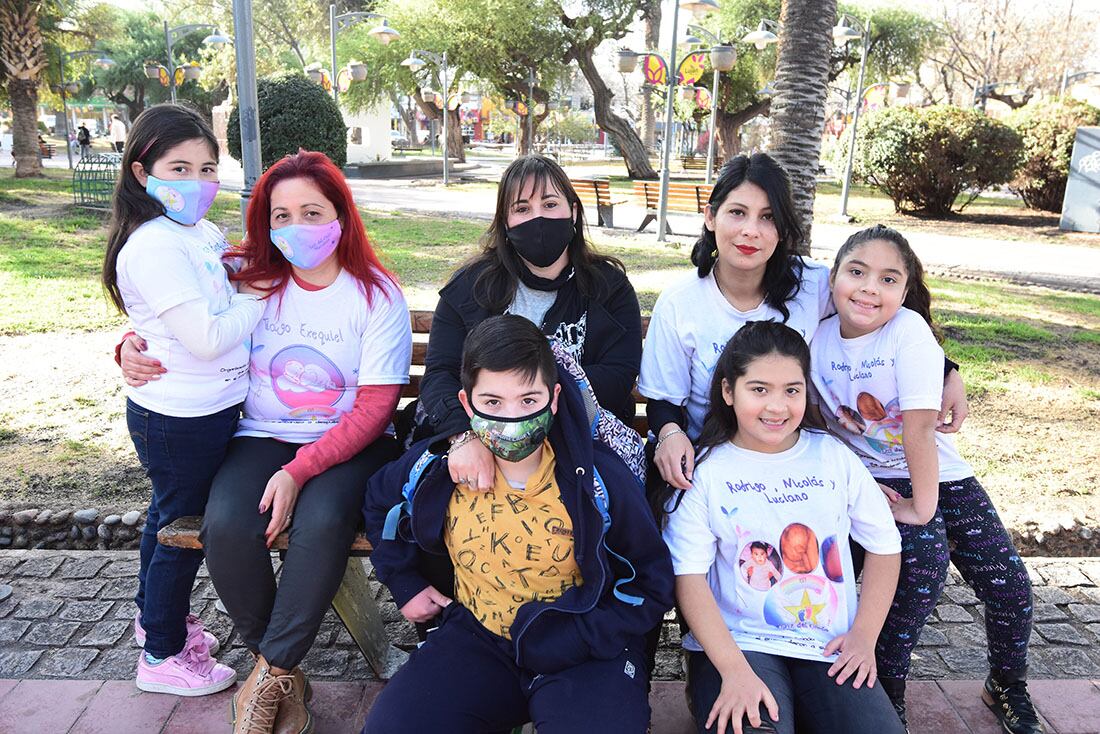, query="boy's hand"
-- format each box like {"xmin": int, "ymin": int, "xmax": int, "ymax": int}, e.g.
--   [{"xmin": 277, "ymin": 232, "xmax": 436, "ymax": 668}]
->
[
  {"xmin": 447, "ymin": 437, "xmax": 495, "ymax": 491},
  {"xmin": 400, "ymin": 586, "xmax": 452, "ymax": 623},
  {"xmin": 825, "ymin": 629, "xmax": 878, "ymax": 688},
  {"xmin": 708, "ymin": 668, "xmax": 779, "ymax": 734}
]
